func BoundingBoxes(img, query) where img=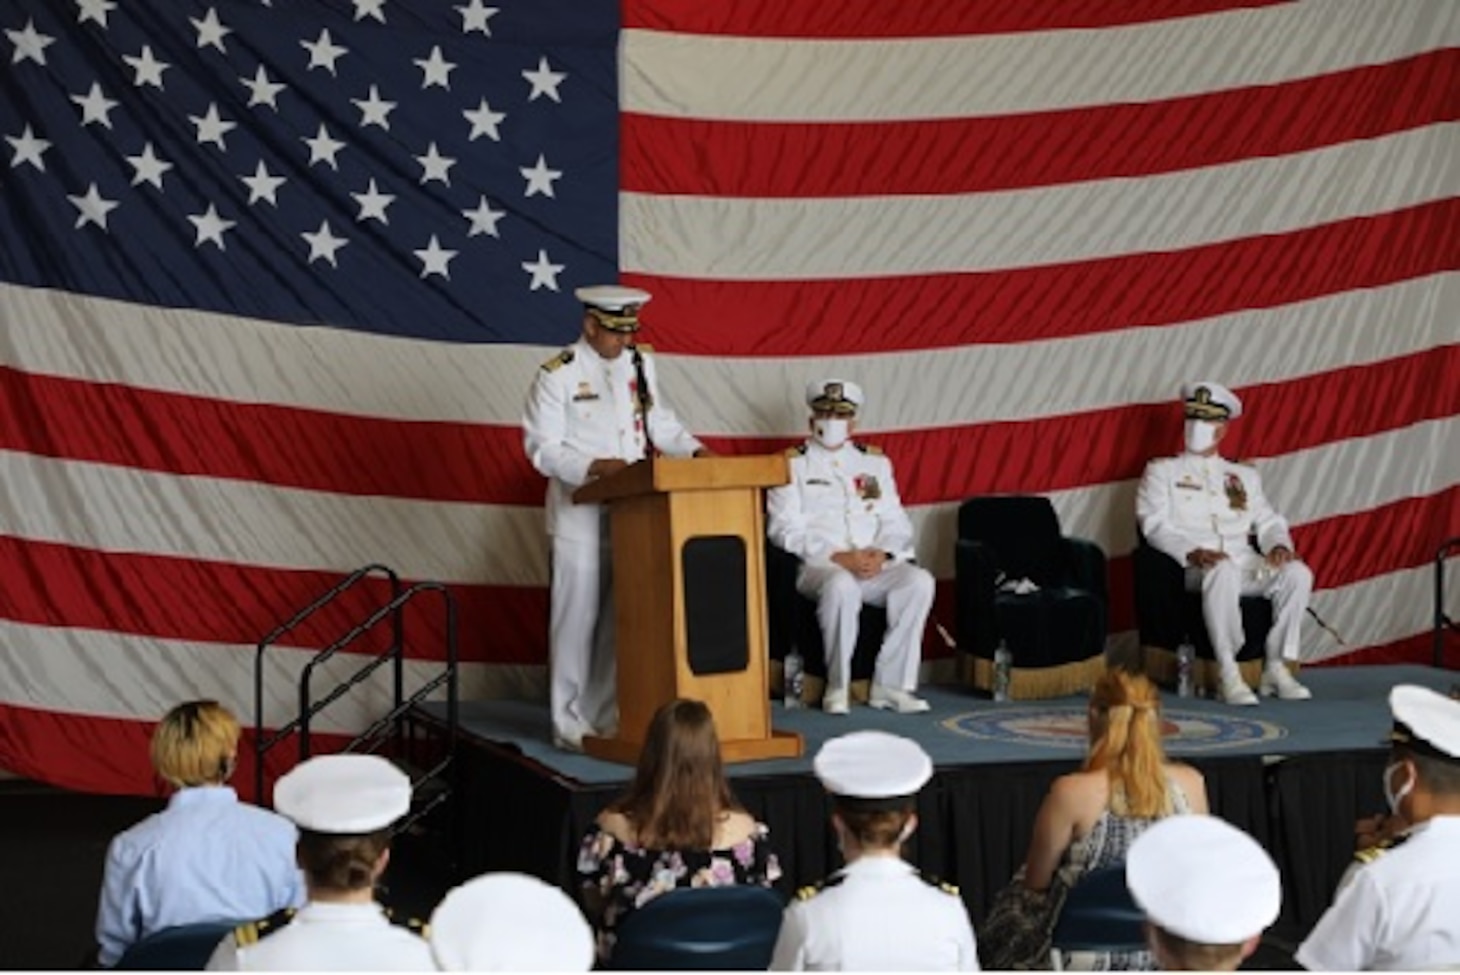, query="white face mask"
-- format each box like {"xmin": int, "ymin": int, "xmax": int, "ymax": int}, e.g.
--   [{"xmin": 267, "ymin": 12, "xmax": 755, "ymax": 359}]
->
[
  {"xmin": 1383, "ymin": 761, "xmax": 1415, "ymax": 816},
  {"xmin": 1184, "ymin": 419, "xmax": 1219, "ymax": 454},
  {"xmin": 813, "ymin": 417, "xmax": 850, "ymax": 450}
]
